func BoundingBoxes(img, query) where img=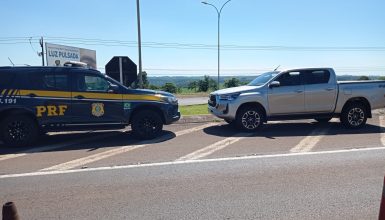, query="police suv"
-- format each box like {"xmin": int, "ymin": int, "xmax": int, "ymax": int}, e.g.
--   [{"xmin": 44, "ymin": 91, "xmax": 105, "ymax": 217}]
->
[{"xmin": 0, "ymin": 66, "xmax": 180, "ymax": 147}]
